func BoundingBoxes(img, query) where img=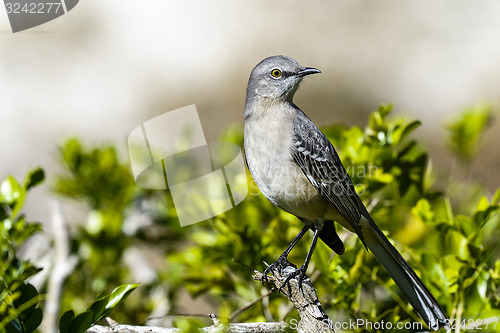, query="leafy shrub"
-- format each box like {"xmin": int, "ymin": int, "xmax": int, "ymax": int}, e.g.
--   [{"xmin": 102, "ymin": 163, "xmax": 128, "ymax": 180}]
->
[
  {"xmin": 3, "ymin": 103, "xmax": 498, "ymax": 332},
  {"xmin": 0, "ymin": 168, "xmax": 45, "ymax": 333},
  {"xmin": 164, "ymin": 104, "xmax": 500, "ymax": 331}
]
